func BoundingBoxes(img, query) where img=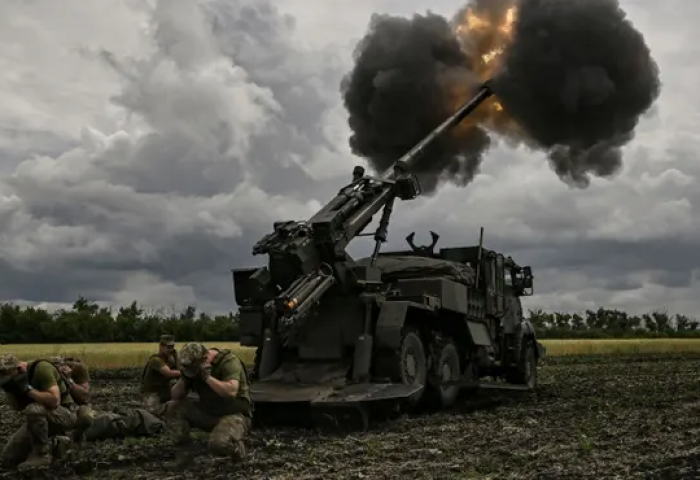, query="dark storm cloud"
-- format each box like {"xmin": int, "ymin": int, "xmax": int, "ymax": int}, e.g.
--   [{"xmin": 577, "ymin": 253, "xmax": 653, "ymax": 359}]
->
[
  {"xmin": 0, "ymin": 261, "xmax": 125, "ymax": 303},
  {"xmin": 527, "ymin": 238, "xmax": 700, "ymax": 282}
]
